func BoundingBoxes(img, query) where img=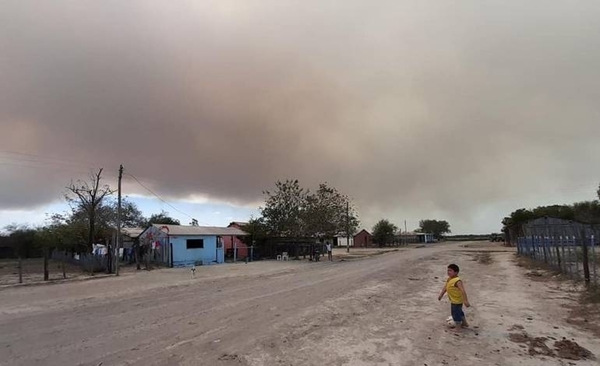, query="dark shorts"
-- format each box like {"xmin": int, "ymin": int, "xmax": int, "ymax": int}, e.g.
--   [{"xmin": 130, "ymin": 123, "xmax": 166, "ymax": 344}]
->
[{"xmin": 451, "ymin": 303, "xmax": 465, "ymax": 322}]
